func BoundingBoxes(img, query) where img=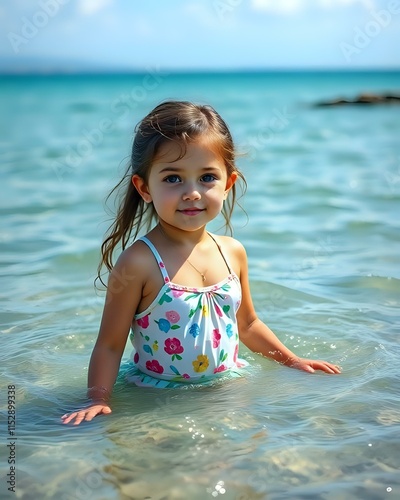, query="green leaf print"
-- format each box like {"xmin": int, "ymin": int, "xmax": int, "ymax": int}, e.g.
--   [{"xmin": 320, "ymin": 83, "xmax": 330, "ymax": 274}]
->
[
  {"xmin": 171, "ymin": 324, "xmax": 180, "ymax": 330},
  {"xmin": 189, "ymin": 296, "xmax": 203, "ymax": 318},
  {"xmin": 172, "ymin": 354, "xmax": 182, "ymax": 361},
  {"xmin": 219, "ymin": 349, "xmax": 226, "ymax": 362},
  {"xmin": 159, "ymin": 291, "xmax": 172, "ymax": 305},
  {"xmin": 221, "ymin": 283, "xmax": 231, "ymax": 292},
  {"xmin": 184, "ymin": 293, "xmax": 199, "ymax": 301}
]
